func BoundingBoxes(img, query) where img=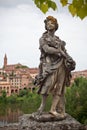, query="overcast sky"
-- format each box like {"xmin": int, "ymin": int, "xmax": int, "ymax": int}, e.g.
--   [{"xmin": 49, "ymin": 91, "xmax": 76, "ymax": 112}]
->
[{"xmin": 0, "ymin": 0, "xmax": 87, "ymax": 71}]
